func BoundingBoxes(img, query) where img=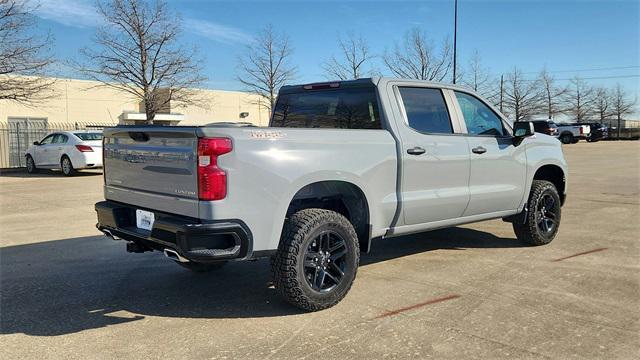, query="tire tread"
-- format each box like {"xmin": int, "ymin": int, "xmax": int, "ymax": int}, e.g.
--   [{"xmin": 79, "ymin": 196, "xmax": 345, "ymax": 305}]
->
[
  {"xmin": 271, "ymin": 208, "xmax": 359, "ymax": 311},
  {"xmin": 513, "ymin": 180, "xmax": 561, "ymax": 246}
]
